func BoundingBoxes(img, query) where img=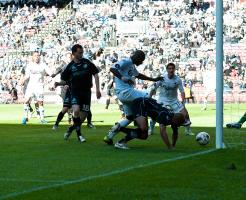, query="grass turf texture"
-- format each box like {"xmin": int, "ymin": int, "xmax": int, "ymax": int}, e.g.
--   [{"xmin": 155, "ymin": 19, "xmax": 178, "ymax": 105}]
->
[{"xmin": 0, "ymin": 103, "xmax": 245, "ymax": 200}]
